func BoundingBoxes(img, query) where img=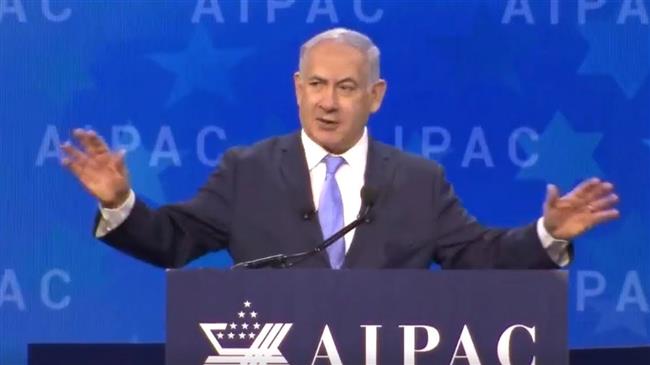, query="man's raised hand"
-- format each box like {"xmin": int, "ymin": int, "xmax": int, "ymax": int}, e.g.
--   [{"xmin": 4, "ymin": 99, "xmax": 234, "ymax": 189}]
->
[{"xmin": 61, "ymin": 128, "xmax": 131, "ymax": 208}]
